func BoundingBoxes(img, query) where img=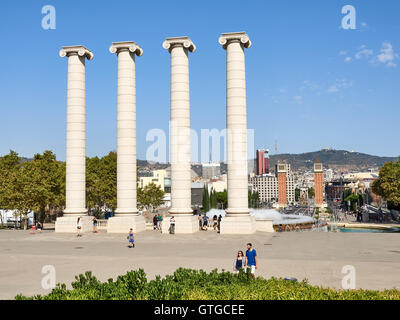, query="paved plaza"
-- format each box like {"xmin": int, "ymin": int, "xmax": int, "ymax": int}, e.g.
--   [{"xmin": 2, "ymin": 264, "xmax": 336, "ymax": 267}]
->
[{"xmin": 0, "ymin": 229, "xmax": 399, "ymax": 299}]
